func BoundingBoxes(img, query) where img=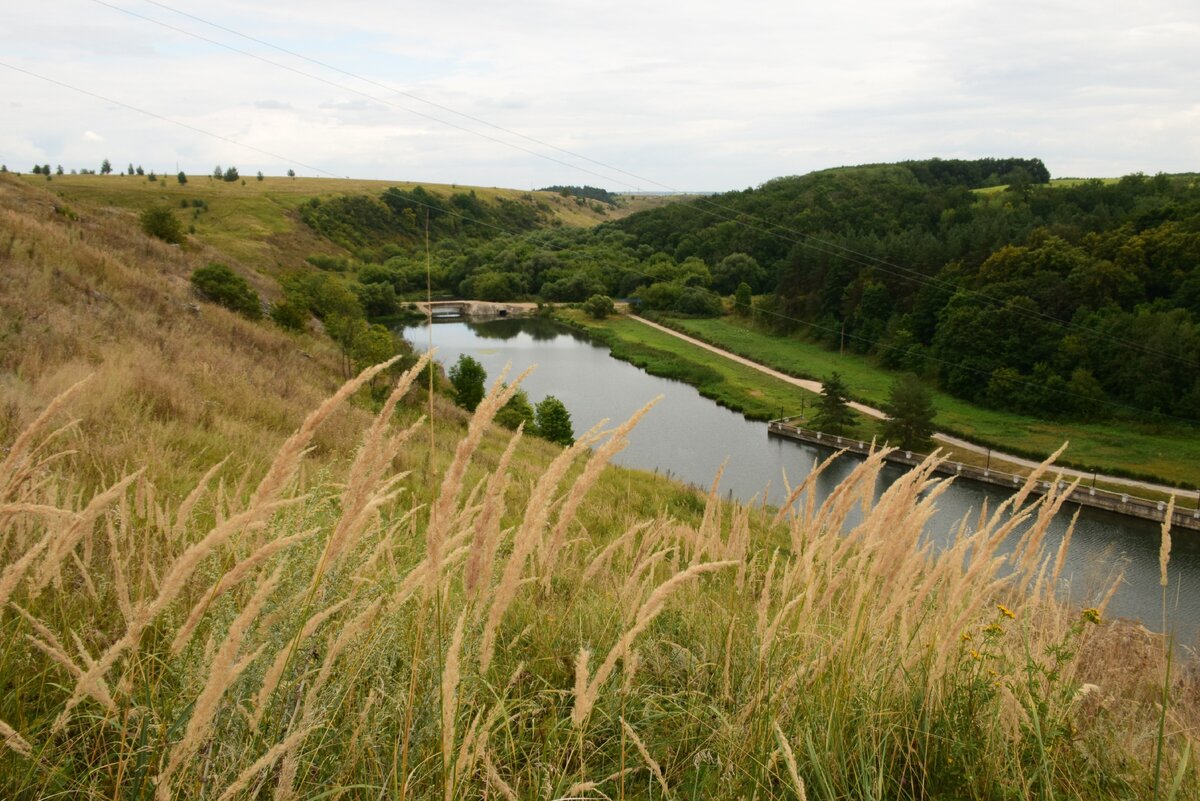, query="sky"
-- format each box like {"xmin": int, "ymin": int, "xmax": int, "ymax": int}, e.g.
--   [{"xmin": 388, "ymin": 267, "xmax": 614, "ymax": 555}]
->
[{"xmin": 2, "ymin": 0, "xmax": 1198, "ymax": 192}]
